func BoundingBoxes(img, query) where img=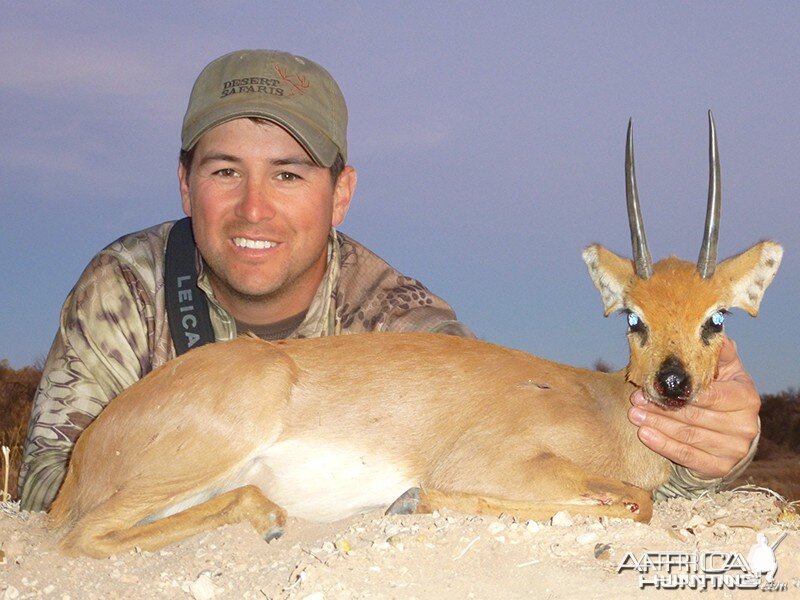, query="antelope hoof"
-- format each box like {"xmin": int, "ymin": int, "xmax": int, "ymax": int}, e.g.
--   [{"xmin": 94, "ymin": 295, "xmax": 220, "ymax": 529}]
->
[
  {"xmin": 385, "ymin": 487, "xmax": 423, "ymax": 515},
  {"xmin": 263, "ymin": 526, "xmax": 284, "ymax": 543}
]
